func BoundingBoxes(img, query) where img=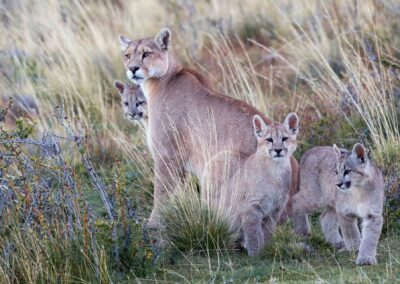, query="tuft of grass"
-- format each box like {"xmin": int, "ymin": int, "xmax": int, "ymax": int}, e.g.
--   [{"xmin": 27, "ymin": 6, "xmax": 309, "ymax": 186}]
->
[
  {"xmin": 262, "ymin": 224, "xmax": 310, "ymax": 261},
  {"xmin": 160, "ymin": 188, "xmax": 234, "ymax": 254},
  {"xmin": 0, "ymin": 220, "xmax": 110, "ymax": 283}
]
